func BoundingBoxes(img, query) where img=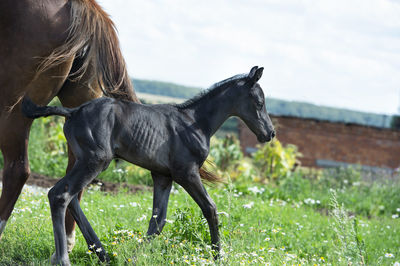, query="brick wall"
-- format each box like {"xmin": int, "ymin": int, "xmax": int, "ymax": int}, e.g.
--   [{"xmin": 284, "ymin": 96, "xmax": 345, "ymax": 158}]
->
[{"xmin": 238, "ymin": 115, "xmax": 400, "ymax": 169}]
